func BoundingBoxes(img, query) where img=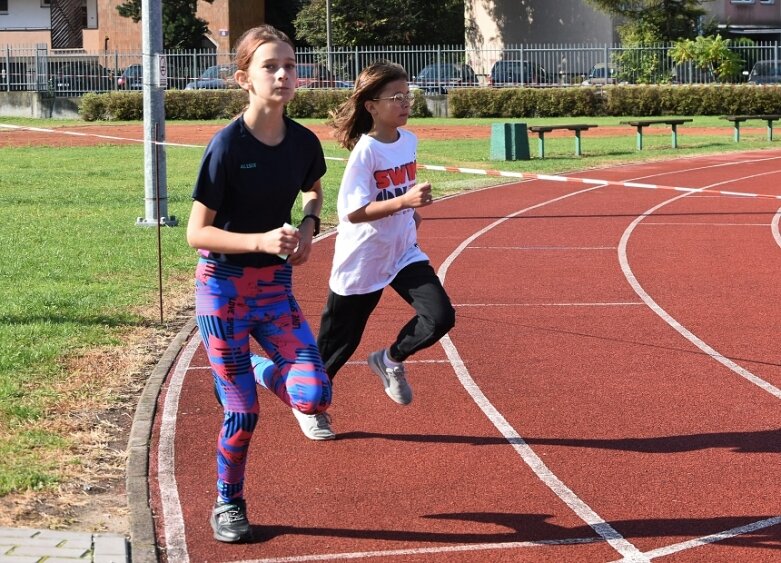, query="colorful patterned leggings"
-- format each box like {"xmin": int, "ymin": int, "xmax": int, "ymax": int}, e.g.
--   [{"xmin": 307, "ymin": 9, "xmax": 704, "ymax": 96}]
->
[{"xmin": 195, "ymin": 258, "xmax": 331, "ymax": 503}]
